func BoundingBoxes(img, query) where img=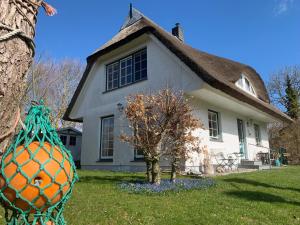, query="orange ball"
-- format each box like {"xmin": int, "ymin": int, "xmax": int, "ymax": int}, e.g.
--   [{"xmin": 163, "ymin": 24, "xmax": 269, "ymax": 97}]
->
[{"xmin": 0, "ymin": 141, "xmax": 74, "ymax": 212}]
